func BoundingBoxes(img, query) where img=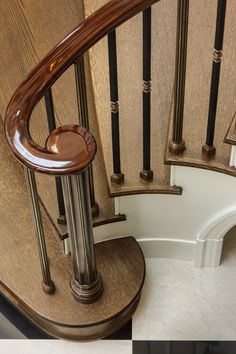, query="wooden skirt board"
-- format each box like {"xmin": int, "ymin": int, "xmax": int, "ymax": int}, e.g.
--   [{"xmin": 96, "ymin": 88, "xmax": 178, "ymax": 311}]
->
[{"xmin": 0, "ymin": 237, "xmax": 145, "ymax": 340}]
